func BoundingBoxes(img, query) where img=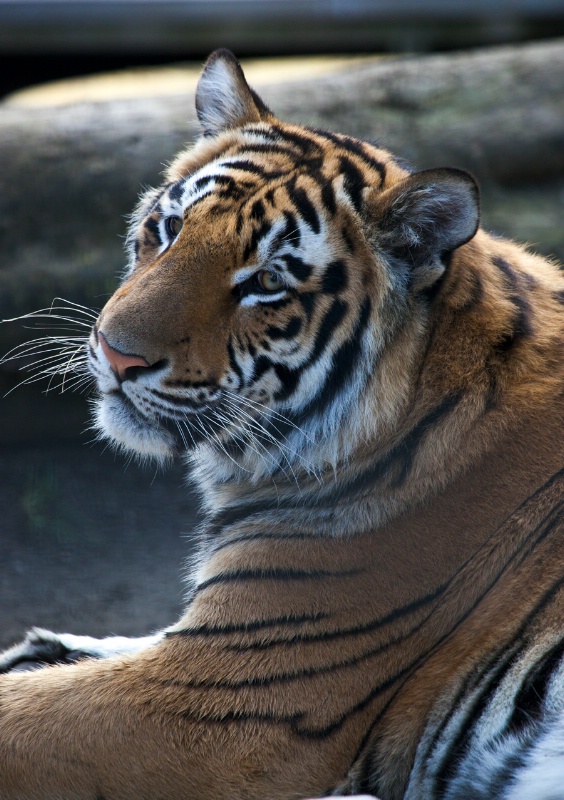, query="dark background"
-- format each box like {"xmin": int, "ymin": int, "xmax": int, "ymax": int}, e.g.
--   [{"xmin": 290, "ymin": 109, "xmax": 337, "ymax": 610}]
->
[
  {"xmin": 1, "ymin": 0, "xmax": 563, "ymax": 649},
  {"xmin": 2, "ymin": 0, "xmax": 564, "ymax": 100}
]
